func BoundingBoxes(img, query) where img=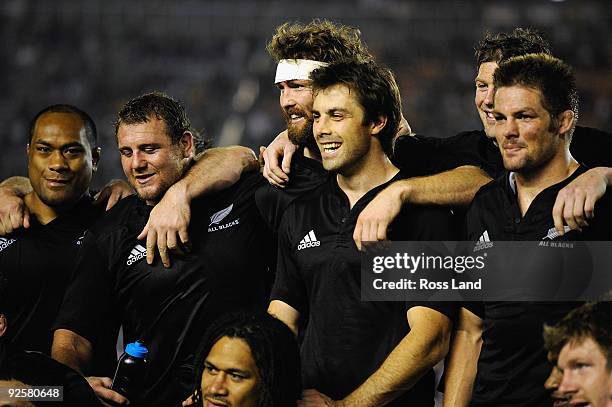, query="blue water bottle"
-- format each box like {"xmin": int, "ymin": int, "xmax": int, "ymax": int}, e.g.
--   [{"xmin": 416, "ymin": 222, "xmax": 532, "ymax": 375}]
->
[{"xmin": 111, "ymin": 341, "xmax": 149, "ymax": 400}]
